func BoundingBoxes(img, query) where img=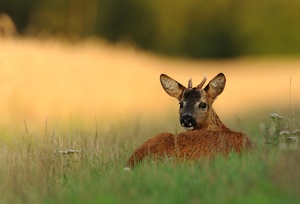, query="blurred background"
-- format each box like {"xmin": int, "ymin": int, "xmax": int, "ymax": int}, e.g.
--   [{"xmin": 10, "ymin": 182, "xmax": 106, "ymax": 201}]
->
[
  {"xmin": 0, "ymin": 0, "xmax": 300, "ymax": 136},
  {"xmin": 1, "ymin": 0, "xmax": 300, "ymax": 58}
]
